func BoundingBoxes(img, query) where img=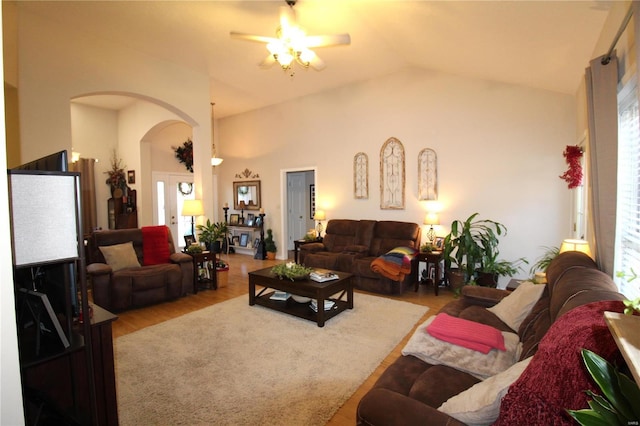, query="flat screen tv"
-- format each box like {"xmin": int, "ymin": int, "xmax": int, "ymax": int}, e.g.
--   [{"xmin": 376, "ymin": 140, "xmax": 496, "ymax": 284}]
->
[{"xmin": 12, "ymin": 150, "xmax": 68, "ymax": 172}]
